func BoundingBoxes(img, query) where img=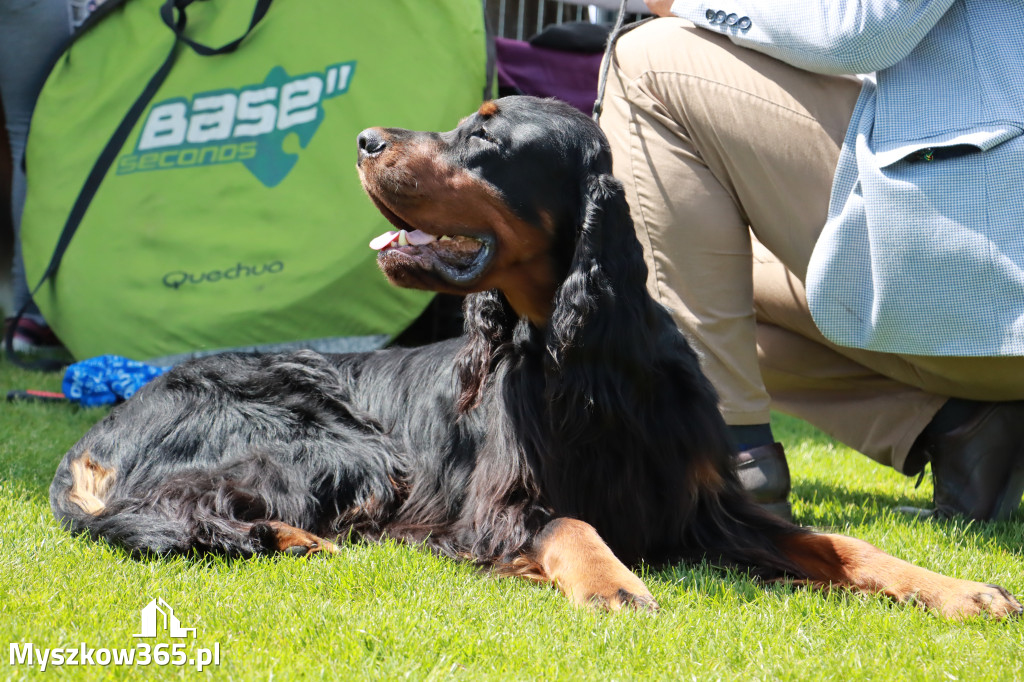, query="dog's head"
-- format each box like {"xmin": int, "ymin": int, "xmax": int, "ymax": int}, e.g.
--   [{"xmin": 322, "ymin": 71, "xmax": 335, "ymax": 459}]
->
[
  {"xmin": 357, "ymin": 96, "xmax": 616, "ymax": 326},
  {"xmin": 358, "ymin": 96, "xmax": 658, "ymax": 412}
]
